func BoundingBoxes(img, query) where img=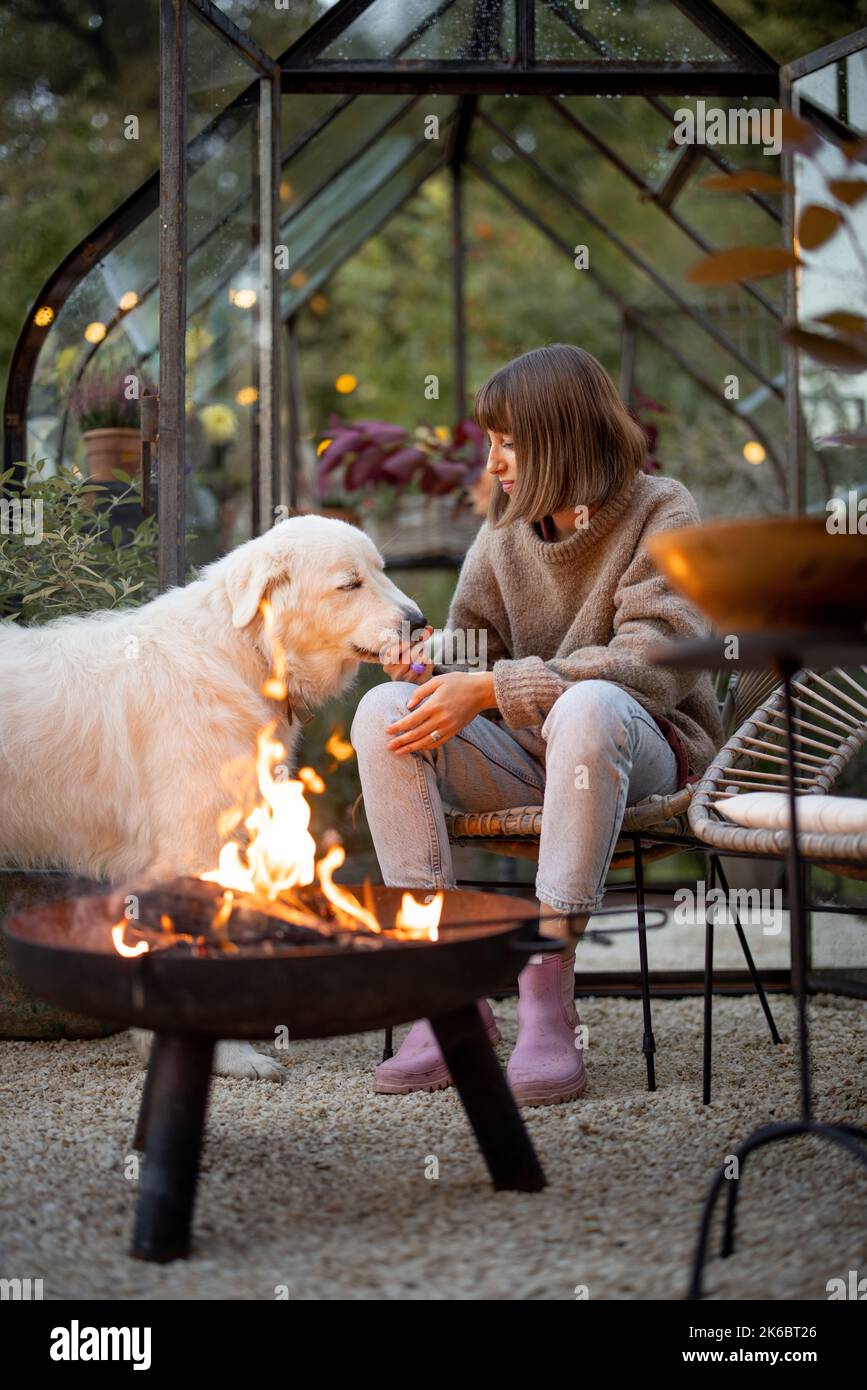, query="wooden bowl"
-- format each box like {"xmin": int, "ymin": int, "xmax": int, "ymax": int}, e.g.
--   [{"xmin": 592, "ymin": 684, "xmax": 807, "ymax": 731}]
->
[{"xmin": 645, "ymin": 515, "xmax": 867, "ymax": 634}]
